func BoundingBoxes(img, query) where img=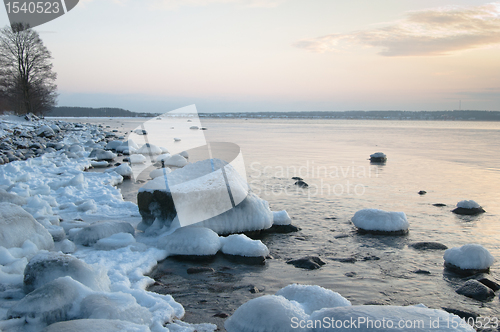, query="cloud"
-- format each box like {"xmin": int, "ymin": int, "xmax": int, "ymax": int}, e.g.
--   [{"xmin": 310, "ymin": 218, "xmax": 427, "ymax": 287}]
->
[
  {"xmin": 294, "ymin": 2, "xmax": 500, "ymax": 56},
  {"xmin": 150, "ymin": 0, "xmax": 285, "ymax": 10}
]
